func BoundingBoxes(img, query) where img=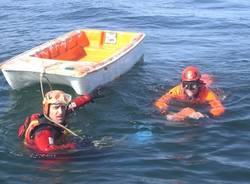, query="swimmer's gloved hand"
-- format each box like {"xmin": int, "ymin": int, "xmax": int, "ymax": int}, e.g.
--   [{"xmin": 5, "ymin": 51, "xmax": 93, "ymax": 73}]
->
[
  {"xmin": 75, "ymin": 138, "xmax": 94, "ymax": 149},
  {"xmin": 90, "ymin": 88, "xmax": 104, "ymax": 102},
  {"xmin": 166, "ymin": 107, "xmax": 208, "ymax": 122}
]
